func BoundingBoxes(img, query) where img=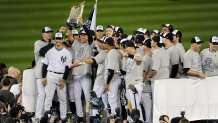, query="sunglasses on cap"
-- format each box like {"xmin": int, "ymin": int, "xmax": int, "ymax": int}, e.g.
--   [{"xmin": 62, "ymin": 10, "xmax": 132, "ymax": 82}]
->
[{"xmin": 55, "ymin": 37, "xmax": 63, "ymax": 40}]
